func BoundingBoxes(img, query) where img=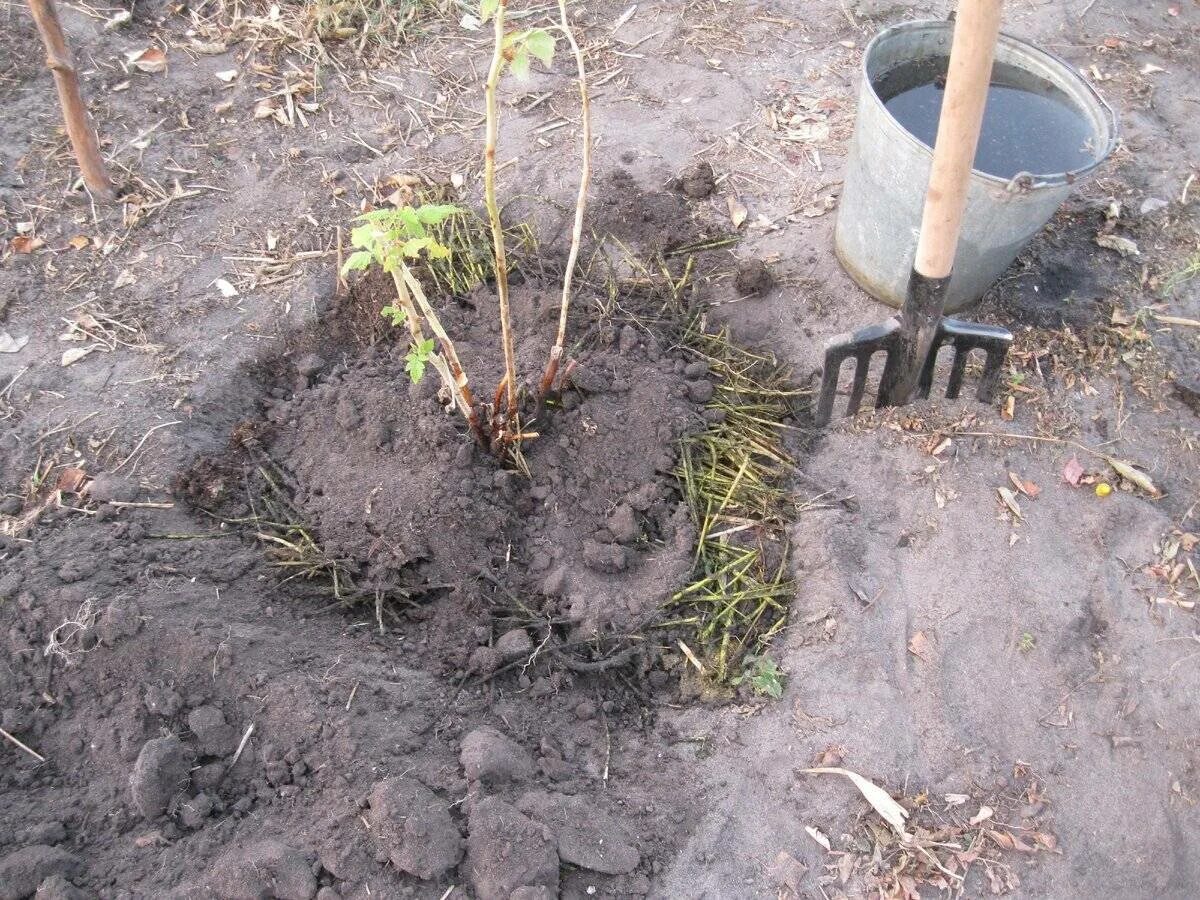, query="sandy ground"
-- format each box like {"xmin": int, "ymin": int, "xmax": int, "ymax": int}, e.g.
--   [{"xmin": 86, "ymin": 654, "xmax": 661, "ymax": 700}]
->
[{"xmin": 1, "ymin": 0, "xmax": 1199, "ymax": 897}]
